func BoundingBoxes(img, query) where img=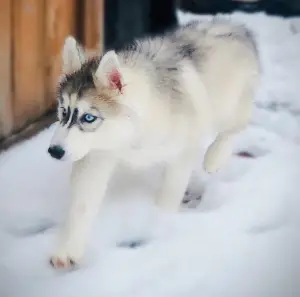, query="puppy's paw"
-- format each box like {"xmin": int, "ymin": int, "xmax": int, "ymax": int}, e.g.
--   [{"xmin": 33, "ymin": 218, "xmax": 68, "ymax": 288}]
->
[
  {"xmin": 50, "ymin": 255, "xmax": 77, "ymax": 270},
  {"xmin": 50, "ymin": 246, "xmax": 83, "ymax": 270}
]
